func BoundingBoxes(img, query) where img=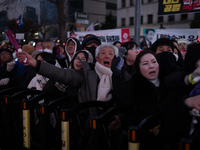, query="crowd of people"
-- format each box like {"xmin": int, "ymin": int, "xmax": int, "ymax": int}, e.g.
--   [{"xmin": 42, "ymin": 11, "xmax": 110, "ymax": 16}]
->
[{"xmin": 1, "ymin": 33, "xmax": 200, "ymax": 149}]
